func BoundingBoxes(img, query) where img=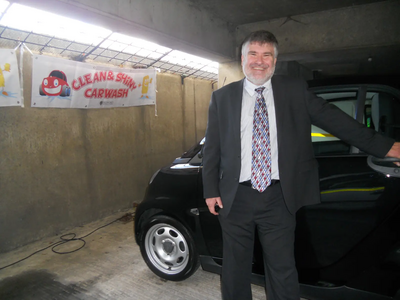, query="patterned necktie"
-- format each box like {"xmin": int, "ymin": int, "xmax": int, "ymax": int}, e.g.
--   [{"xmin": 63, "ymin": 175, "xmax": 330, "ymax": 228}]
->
[{"xmin": 251, "ymin": 87, "xmax": 272, "ymax": 192}]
